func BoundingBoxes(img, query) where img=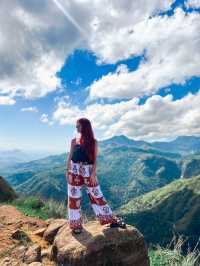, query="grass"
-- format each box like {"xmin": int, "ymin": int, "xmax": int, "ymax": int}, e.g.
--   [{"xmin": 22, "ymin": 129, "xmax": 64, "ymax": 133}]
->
[
  {"xmin": 149, "ymin": 236, "xmax": 200, "ymax": 266},
  {"xmin": 2, "ymin": 195, "xmax": 67, "ymax": 220}
]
